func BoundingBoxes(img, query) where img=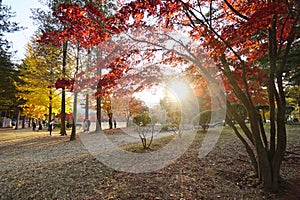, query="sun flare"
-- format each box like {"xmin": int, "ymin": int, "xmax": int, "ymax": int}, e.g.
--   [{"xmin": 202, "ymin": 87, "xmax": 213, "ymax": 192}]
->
[{"xmin": 168, "ymin": 79, "xmax": 191, "ymax": 101}]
